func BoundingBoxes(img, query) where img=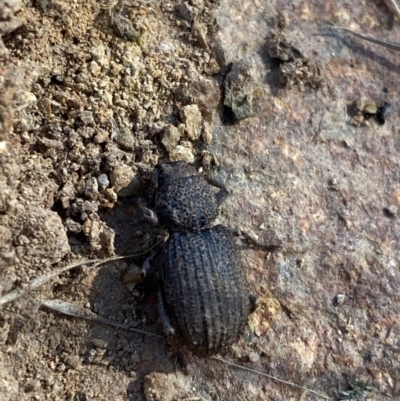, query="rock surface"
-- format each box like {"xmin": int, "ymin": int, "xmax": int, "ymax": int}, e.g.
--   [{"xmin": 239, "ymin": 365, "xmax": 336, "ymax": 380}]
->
[{"xmin": 0, "ymin": 0, "xmax": 399, "ymax": 400}]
